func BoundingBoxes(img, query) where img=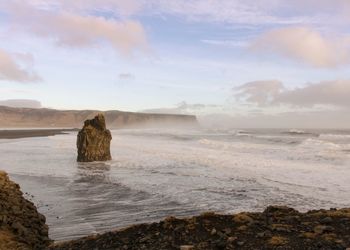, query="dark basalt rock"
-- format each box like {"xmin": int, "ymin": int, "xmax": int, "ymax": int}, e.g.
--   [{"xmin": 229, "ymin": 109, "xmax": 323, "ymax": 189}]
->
[
  {"xmin": 77, "ymin": 114, "xmax": 112, "ymax": 162},
  {"xmin": 50, "ymin": 205, "xmax": 350, "ymax": 250},
  {"xmin": 0, "ymin": 171, "xmax": 50, "ymax": 249}
]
